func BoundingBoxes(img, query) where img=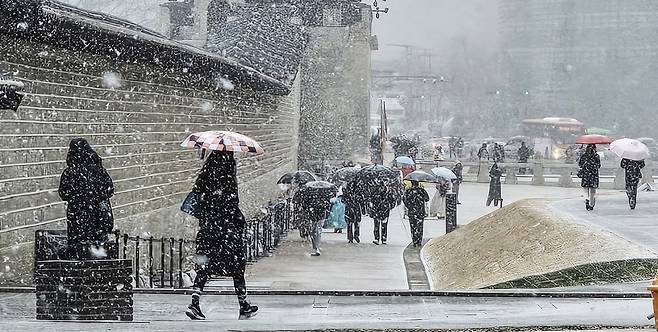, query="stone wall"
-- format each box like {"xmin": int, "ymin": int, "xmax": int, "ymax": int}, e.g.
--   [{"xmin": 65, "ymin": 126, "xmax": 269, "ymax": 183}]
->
[
  {"xmin": 298, "ymin": 7, "xmax": 372, "ymax": 171},
  {"xmin": 0, "ymin": 34, "xmax": 300, "ymax": 284}
]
